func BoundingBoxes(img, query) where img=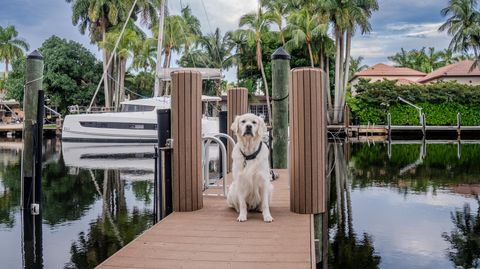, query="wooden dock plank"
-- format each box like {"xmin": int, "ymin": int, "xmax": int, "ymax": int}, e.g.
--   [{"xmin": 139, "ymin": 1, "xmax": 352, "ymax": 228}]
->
[{"xmin": 96, "ymin": 169, "xmax": 313, "ymax": 269}]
